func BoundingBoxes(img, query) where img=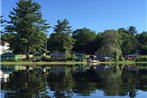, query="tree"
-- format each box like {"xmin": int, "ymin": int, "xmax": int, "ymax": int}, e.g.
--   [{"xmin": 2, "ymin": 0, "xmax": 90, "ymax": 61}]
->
[
  {"xmin": 136, "ymin": 32, "xmax": 147, "ymax": 45},
  {"xmin": 127, "ymin": 26, "xmax": 137, "ymax": 35},
  {"xmin": 2, "ymin": 67, "xmax": 46, "ymax": 98},
  {"xmin": 72, "ymin": 28, "xmax": 97, "ymax": 54},
  {"xmin": 136, "ymin": 32, "xmax": 147, "ymax": 54},
  {"xmin": 1, "ymin": 33, "xmax": 14, "ymax": 43},
  {"xmin": 47, "ymin": 19, "xmax": 75, "ymax": 59},
  {"xmin": 0, "ymin": 16, "xmax": 7, "ymax": 34},
  {"xmin": 118, "ymin": 27, "xmax": 139, "ymax": 54},
  {"xmin": 6, "ymin": 0, "xmax": 50, "ymax": 59},
  {"xmin": 97, "ymin": 30, "xmax": 122, "ymax": 61}
]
